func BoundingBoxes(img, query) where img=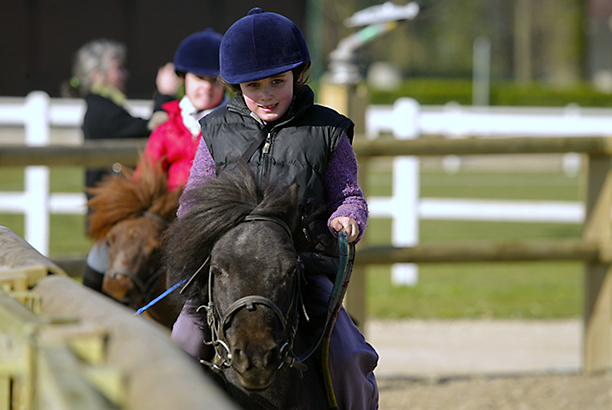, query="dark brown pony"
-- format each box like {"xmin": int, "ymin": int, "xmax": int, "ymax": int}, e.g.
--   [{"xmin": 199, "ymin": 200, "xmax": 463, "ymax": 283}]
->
[
  {"xmin": 162, "ymin": 166, "xmax": 330, "ymax": 409},
  {"xmin": 87, "ymin": 159, "xmax": 182, "ymax": 328}
]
